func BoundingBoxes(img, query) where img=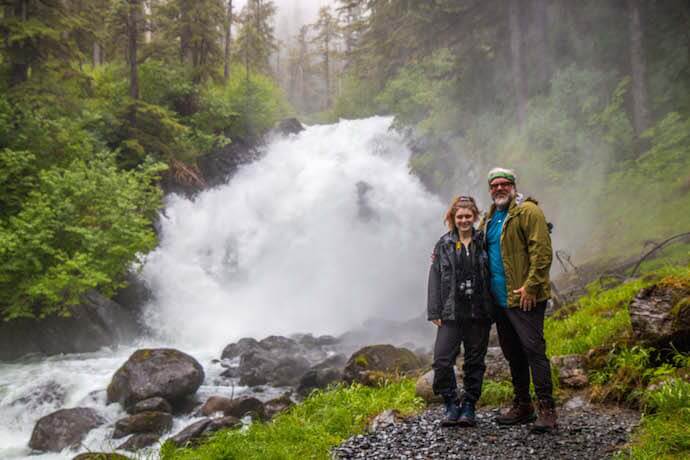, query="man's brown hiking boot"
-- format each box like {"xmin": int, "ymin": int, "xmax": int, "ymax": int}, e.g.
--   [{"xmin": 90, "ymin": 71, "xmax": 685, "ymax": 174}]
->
[
  {"xmin": 495, "ymin": 400, "xmax": 536, "ymax": 425},
  {"xmin": 531, "ymin": 400, "xmax": 558, "ymax": 433}
]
